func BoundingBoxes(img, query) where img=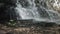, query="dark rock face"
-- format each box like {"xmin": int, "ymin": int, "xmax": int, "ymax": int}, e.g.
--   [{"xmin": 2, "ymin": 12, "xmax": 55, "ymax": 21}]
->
[
  {"xmin": 0, "ymin": 0, "xmax": 17, "ymax": 23},
  {"xmin": 0, "ymin": 0, "xmax": 17, "ymax": 5}
]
